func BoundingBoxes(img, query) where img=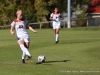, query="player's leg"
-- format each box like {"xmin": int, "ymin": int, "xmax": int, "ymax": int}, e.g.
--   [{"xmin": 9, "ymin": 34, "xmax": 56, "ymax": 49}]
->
[
  {"xmin": 55, "ymin": 24, "xmax": 60, "ymax": 44},
  {"xmin": 55, "ymin": 28, "xmax": 60, "ymax": 44},
  {"xmin": 24, "ymin": 38, "xmax": 32, "ymax": 60},
  {"xmin": 54, "ymin": 29, "xmax": 56, "ymax": 35},
  {"xmin": 53, "ymin": 23, "xmax": 60, "ymax": 44},
  {"xmin": 24, "ymin": 42, "xmax": 29, "ymax": 48},
  {"xmin": 53, "ymin": 24, "xmax": 58, "ymax": 43},
  {"xmin": 22, "ymin": 51, "xmax": 26, "ymax": 63},
  {"xmin": 17, "ymin": 38, "xmax": 31, "ymax": 63},
  {"xmin": 17, "ymin": 40, "xmax": 26, "ymax": 63},
  {"xmin": 18, "ymin": 40, "xmax": 31, "ymax": 57},
  {"xmin": 24, "ymin": 42, "xmax": 29, "ymax": 51},
  {"xmin": 24, "ymin": 42, "xmax": 32, "ymax": 60}
]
